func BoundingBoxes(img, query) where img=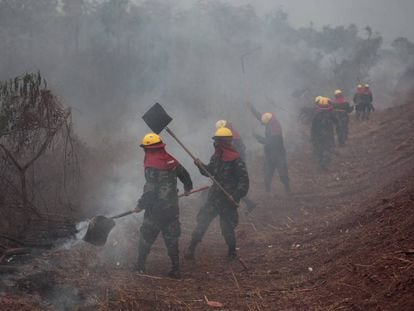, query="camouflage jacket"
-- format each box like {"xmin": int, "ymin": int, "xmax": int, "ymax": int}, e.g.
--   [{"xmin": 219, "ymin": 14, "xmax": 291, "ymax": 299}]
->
[
  {"xmin": 250, "ymin": 105, "xmax": 286, "ymax": 158},
  {"xmin": 137, "ymin": 164, "xmax": 193, "ymax": 212},
  {"xmin": 198, "ymin": 155, "xmax": 249, "ymax": 205},
  {"xmin": 311, "ymin": 110, "xmax": 336, "ymax": 143}
]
